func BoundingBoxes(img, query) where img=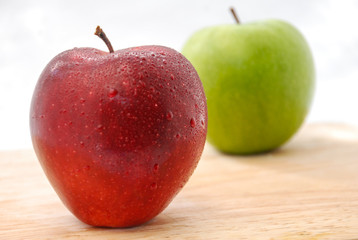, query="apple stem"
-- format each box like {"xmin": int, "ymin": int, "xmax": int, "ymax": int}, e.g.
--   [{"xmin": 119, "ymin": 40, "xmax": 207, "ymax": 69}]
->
[
  {"xmin": 230, "ymin": 7, "xmax": 240, "ymax": 24},
  {"xmin": 94, "ymin": 26, "xmax": 114, "ymax": 53}
]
